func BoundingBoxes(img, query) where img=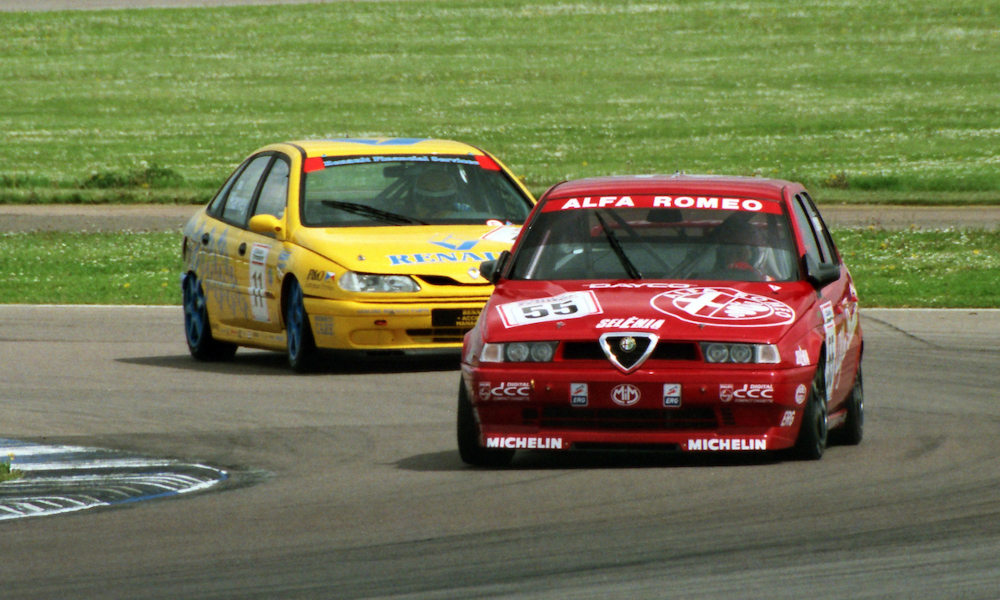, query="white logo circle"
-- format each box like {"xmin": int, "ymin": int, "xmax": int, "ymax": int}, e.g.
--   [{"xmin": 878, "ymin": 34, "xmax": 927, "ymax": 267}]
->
[
  {"xmin": 795, "ymin": 384, "xmax": 808, "ymax": 405},
  {"xmin": 651, "ymin": 287, "xmax": 795, "ymax": 328},
  {"xmin": 611, "ymin": 384, "xmax": 641, "ymax": 406}
]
